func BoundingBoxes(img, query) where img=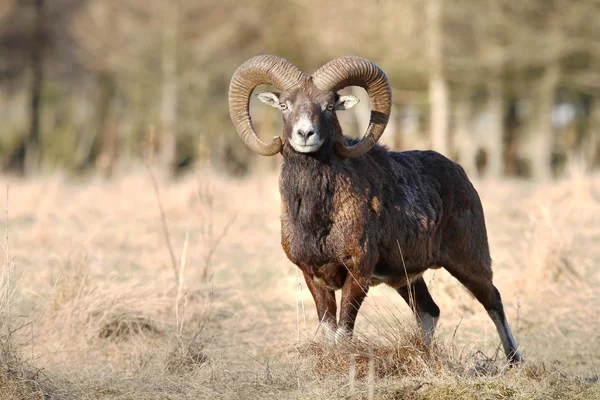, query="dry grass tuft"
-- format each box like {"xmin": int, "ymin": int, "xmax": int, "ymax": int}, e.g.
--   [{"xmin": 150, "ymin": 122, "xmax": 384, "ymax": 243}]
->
[
  {"xmin": 164, "ymin": 333, "xmax": 209, "ymax": 374},
  {"xmin": 0, "ymin": 344, "xmax": 53, "ymax": 400},
  {"xmin": 0, "ymin": 209, "xmax": 56, "ymax": 399},
  {"xmin": 97, "ymin": 309, "xmax": 161, "ymax": 340},
  {"xmin": 0, "ymin": 352, "xmax": 48, "ymax": 400},
  {"xmin": 298, "ymin": 325, "xmax": 458, "ymax": 380},
  {"xmin": 295, "ymin": 321, "xmax": 521, "ymax": 384}
]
